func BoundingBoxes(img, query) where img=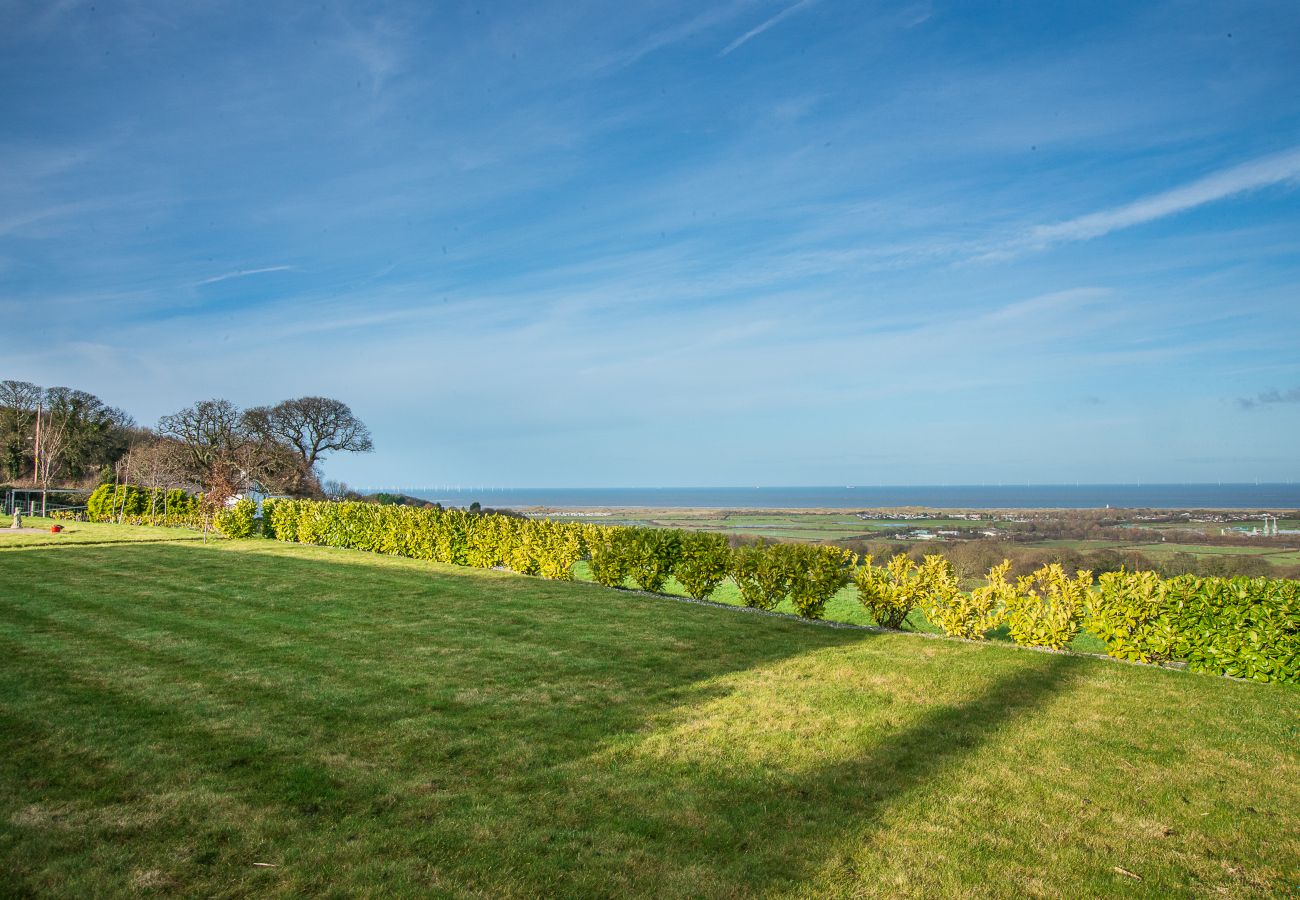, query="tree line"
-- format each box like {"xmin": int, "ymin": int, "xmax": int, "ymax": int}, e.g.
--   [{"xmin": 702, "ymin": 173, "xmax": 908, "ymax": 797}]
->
[{"xmin": 1, "ymin": 379, "xmax": 372, "ymax": 508}]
